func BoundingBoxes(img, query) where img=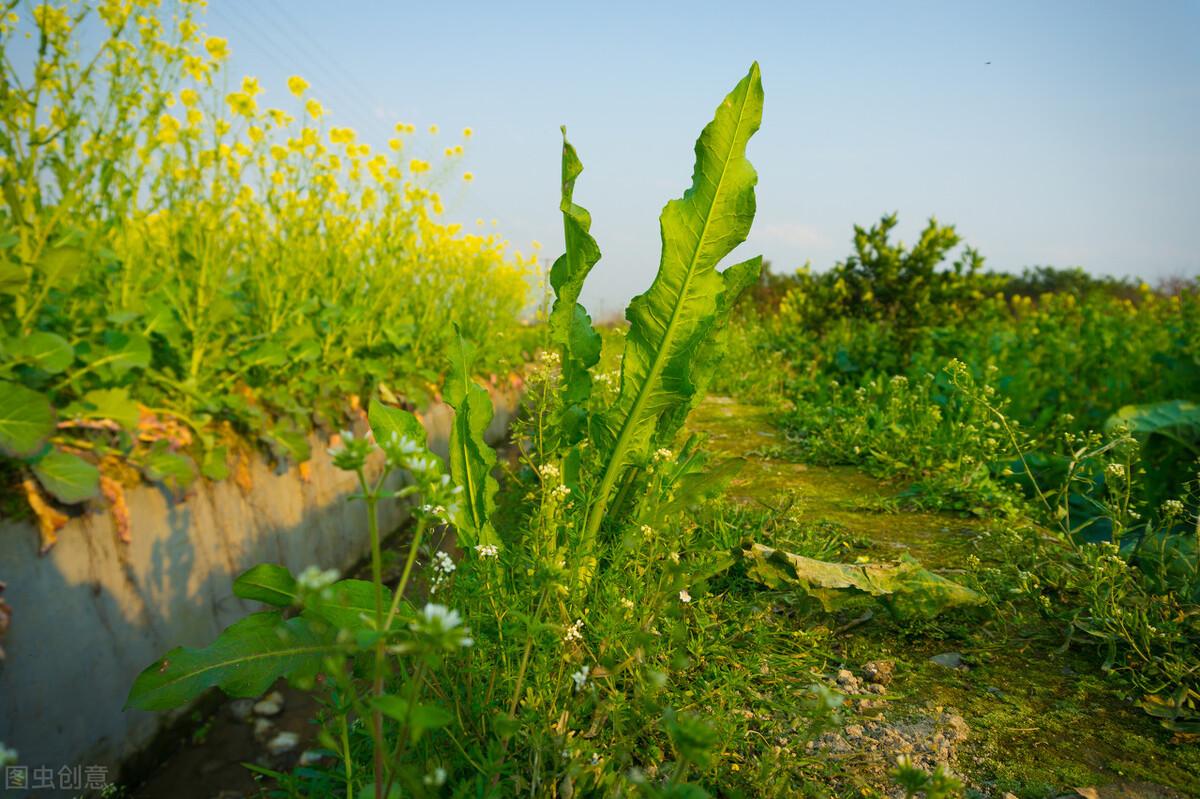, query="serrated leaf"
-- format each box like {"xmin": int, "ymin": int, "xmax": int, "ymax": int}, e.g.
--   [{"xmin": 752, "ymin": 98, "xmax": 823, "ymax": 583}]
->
[
  {"xmin": 742, "ymin": 543, "xmax": 984, "ymax": 620},
  {"xmin": 234, "ymin": 564, "xmax": 299, "ymax": 607},
  {"xmin": 585, "ymin": 63, "xmax": 764, "ymax": 543},
  {"xmin": 0, "ymin": 381, "xmax": 55, "ymax": 457},
  {"xmin": 33, "ymin": 449, "xmax": 100, "ymax": 504},
  {"xmin": 8, "ymin": 332, "xmax": 74, "ymax": 374},
  {"xmin": 549, "ymin": 130, "xmax": 604, "ymax": 442},
  {"xmin": 124, "ymin": 612, "xmax": 340, "ymax": 711},
  {"xmin": 368, "ymin": 396, "xmax": 427, "ymax": 449},
  {"xmin": 444, "ymin": 328, "xmax": 499, "ymax": 548}
]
